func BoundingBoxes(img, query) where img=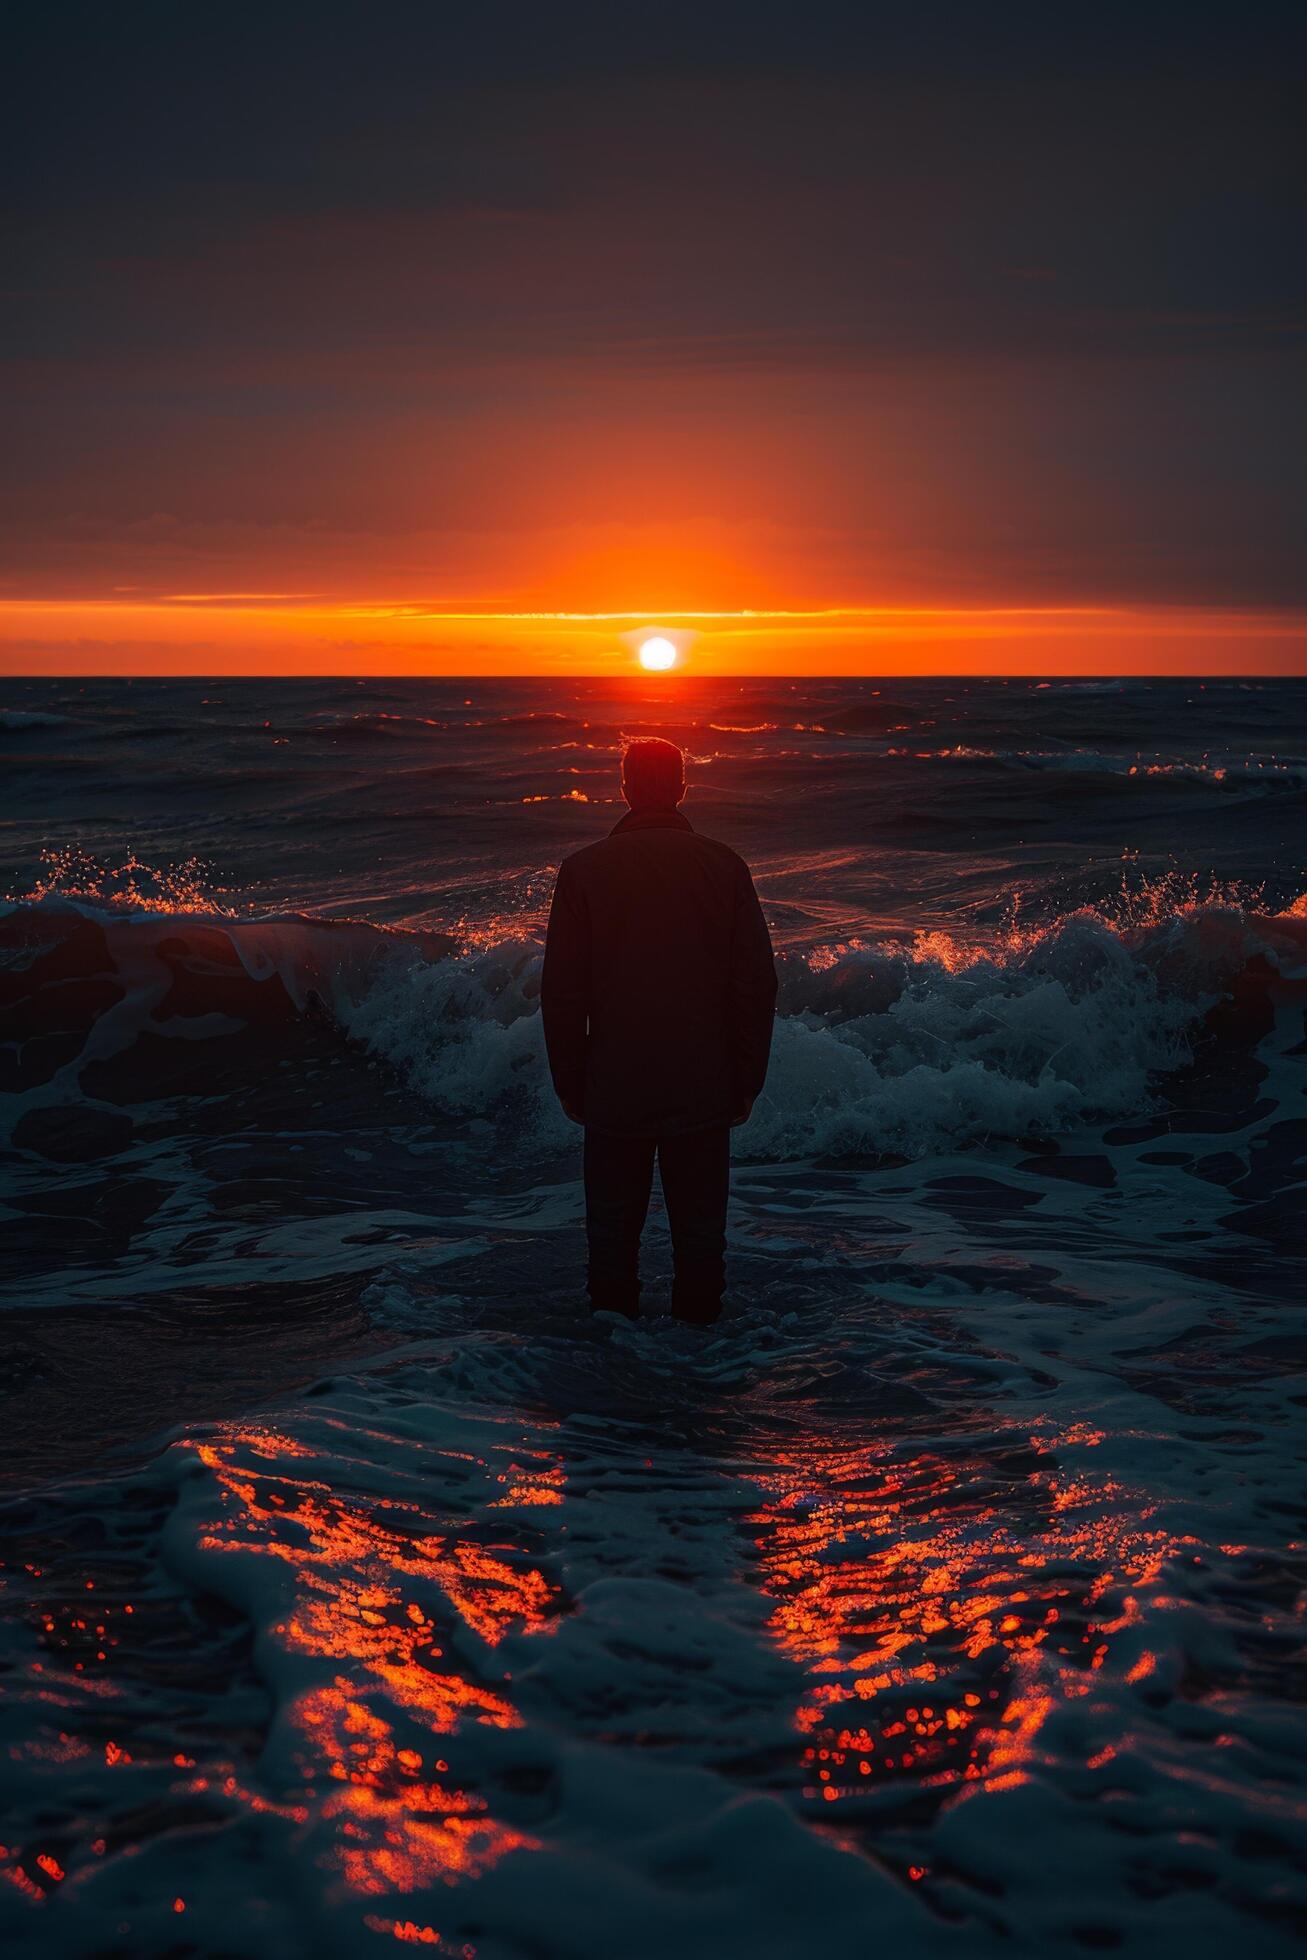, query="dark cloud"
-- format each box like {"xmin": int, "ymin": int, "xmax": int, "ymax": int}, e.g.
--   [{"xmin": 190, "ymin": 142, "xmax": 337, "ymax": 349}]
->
[{"xmin": 3, "ymin": 1, "xmax": 1303, "ymax": 608}]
